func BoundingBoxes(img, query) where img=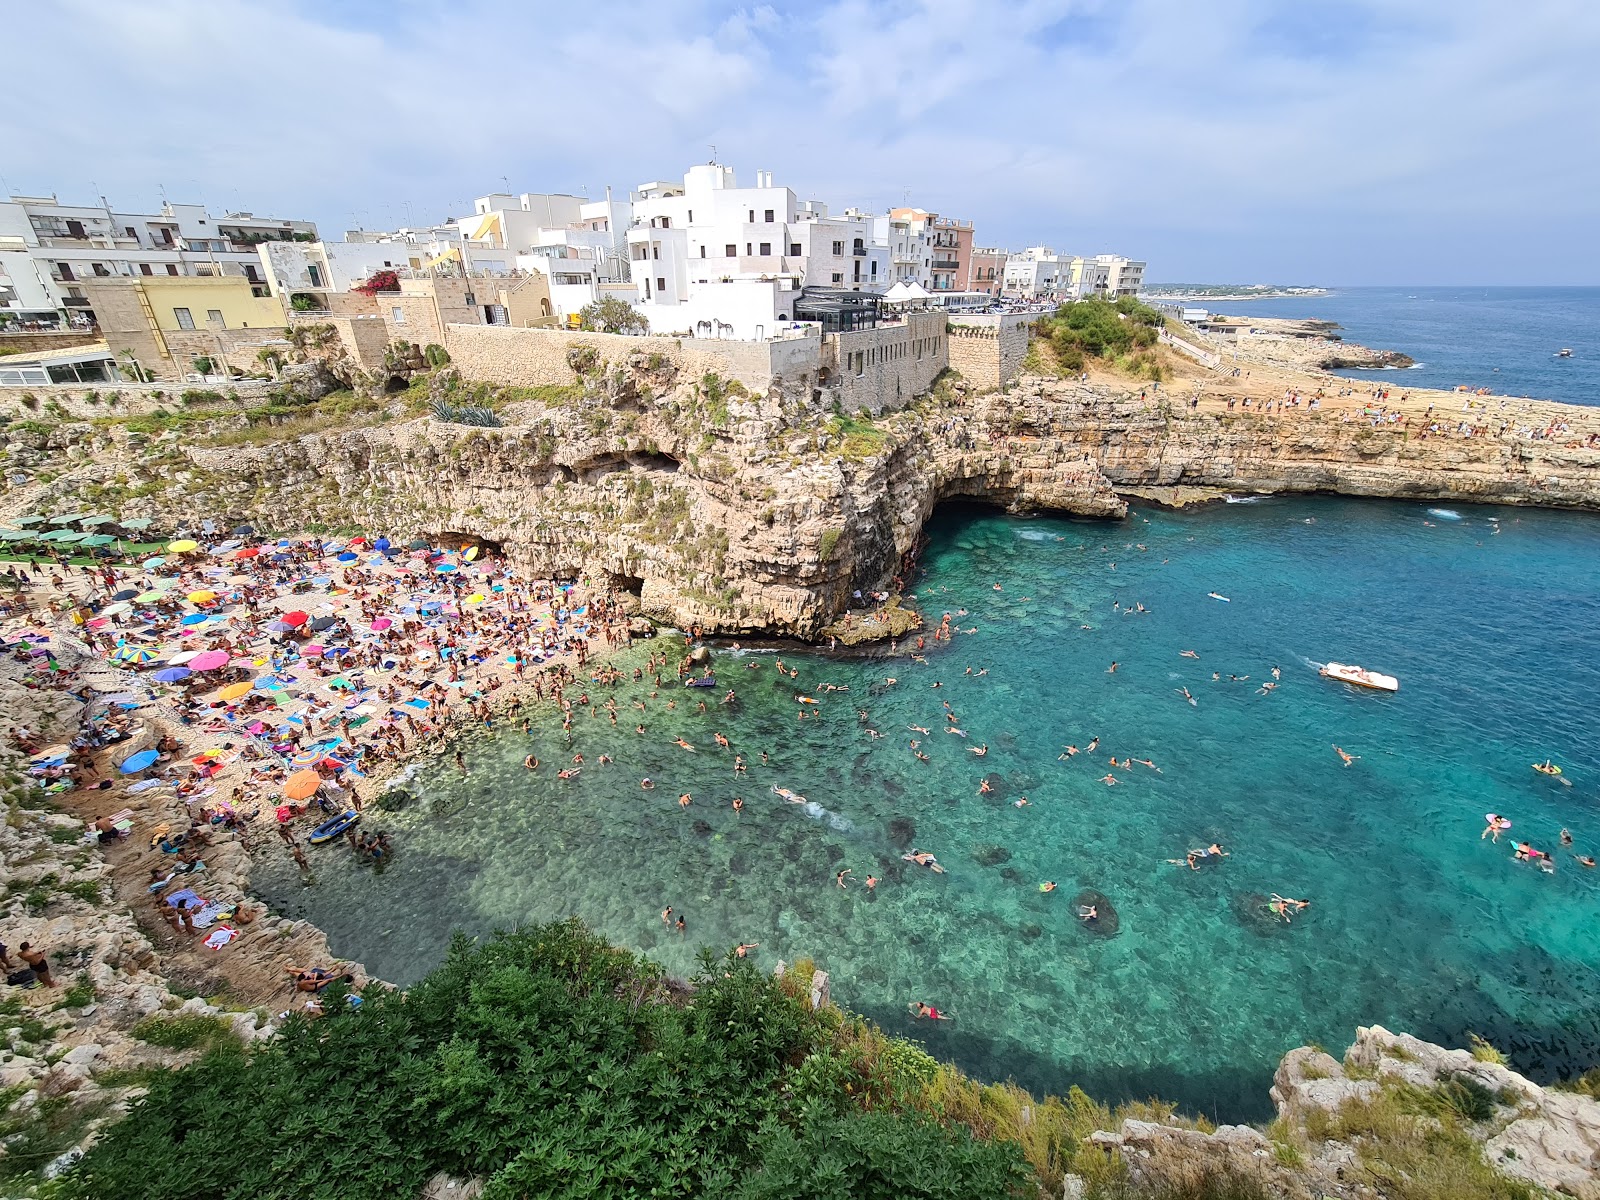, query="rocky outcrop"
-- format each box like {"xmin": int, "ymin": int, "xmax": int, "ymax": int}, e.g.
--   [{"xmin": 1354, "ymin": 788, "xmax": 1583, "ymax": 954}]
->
[
  {"xmin": 8, "ymin": 359, "xmax": 1599, "ymax": 642},
  {"xmin": 1085, "ymin": 1025, "xmax": 1600, "ymax": 1200}
]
